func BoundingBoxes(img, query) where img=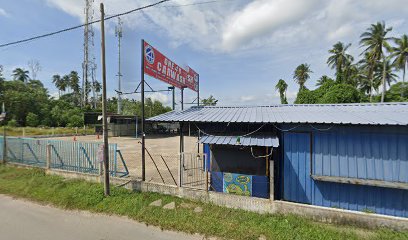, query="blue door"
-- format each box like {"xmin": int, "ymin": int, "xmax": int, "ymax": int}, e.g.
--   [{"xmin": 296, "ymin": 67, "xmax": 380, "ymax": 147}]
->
[{"xmin": 283, "ymin": 132, "xmax": 312, "ymax": 204}]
